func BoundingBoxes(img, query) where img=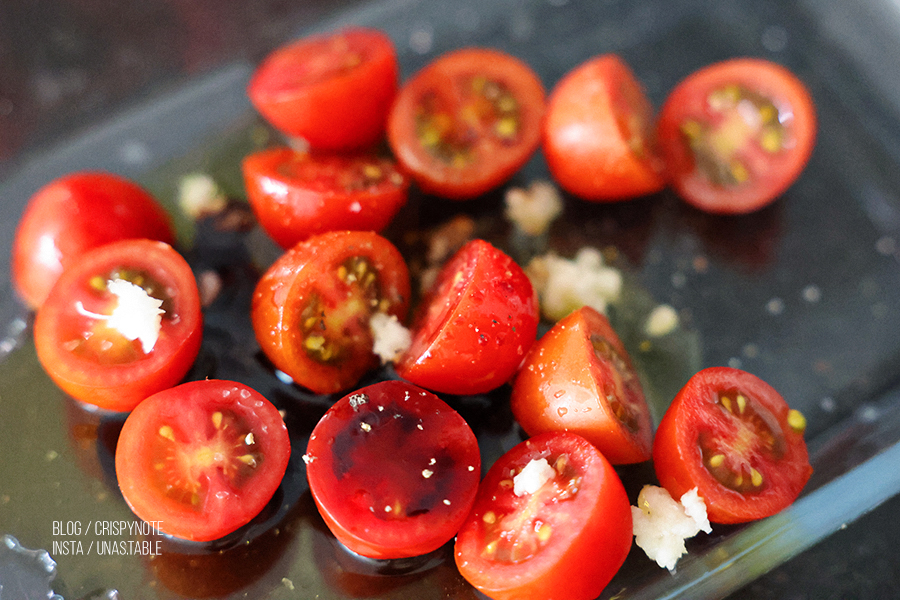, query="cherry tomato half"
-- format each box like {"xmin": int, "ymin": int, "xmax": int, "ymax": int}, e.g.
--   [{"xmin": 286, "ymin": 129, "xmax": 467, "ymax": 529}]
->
[
  {"xmin": 656, "ymin": 58, "xmax": 817, "ymax": 214},
  {"xmin": 34, "ymin": 239, "xmax": 202, "ymax": 412},
  {"xmin": 305, "ymin": 380, "xmax": 481, "ymax": 559},
  {"xmin": 247, "ymin": 27, "xmax": 399, "ymax": 150},
  {"xmin": 455, "ymin": 432, "xmax": 632, "ymax": 600},
  {"xmin": 511, "ymin": 306, "xmax": 653, "ymax": 464},
  {"xmin": 395, "ymin": 239, "xmax": 538, "ymax": 396},
  {"xmin": 387, "ymin": 48, "xmax": 546, "ymax": 199},
  {"xmin": 242, "ymin": 146, "xmax": 409, "ymax": 249},
  {"xmin": 653, "ymin": 367, "xmax": 812, "ymax": 524},
  {"xmin": 543, "ymin": 54, "xmax": 665, "ymax": 201},
  {"xmin": 11, "ymin": 171, "xmax": 175, "ymax": 310},
  {"xmin": 115, "ymin": 379, "xmax": 291, "ymax": 542},
  {"xmin": 251, "ymin": 230, "xmax": 410, "ymax": 395}
]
